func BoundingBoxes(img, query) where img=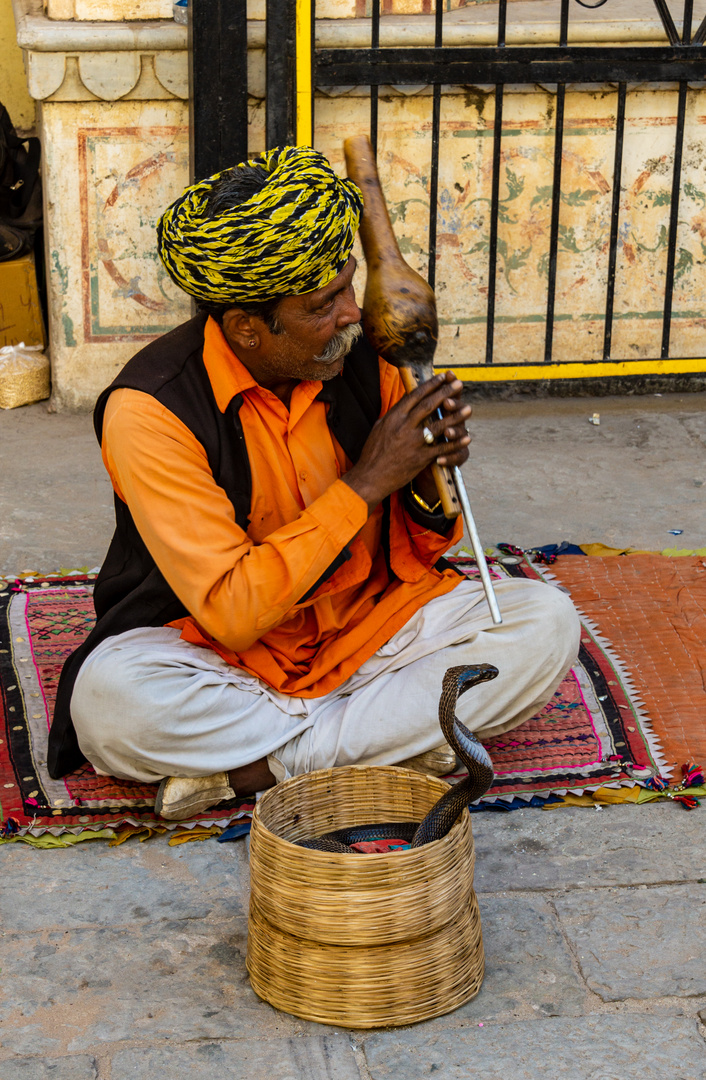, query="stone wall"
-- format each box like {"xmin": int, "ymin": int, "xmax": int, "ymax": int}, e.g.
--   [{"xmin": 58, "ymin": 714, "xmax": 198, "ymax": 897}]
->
[
  {"xmin": 1, "ymin": 0, "xmax": 35, "ymax": 130},
  {"xmin": 45, "ymin": 0, "xmax": 471, "ymax": 17},
  {"xmin": 12, "ymin": 0, "xmax": 706, "ymax": 408},
  {"xmin": 313, "ymin": 87, "xmax": 706, "ymax": 374},
  {"xmin": 16, "ymin": 0, "xmax": 190, "ymax": 407}
]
